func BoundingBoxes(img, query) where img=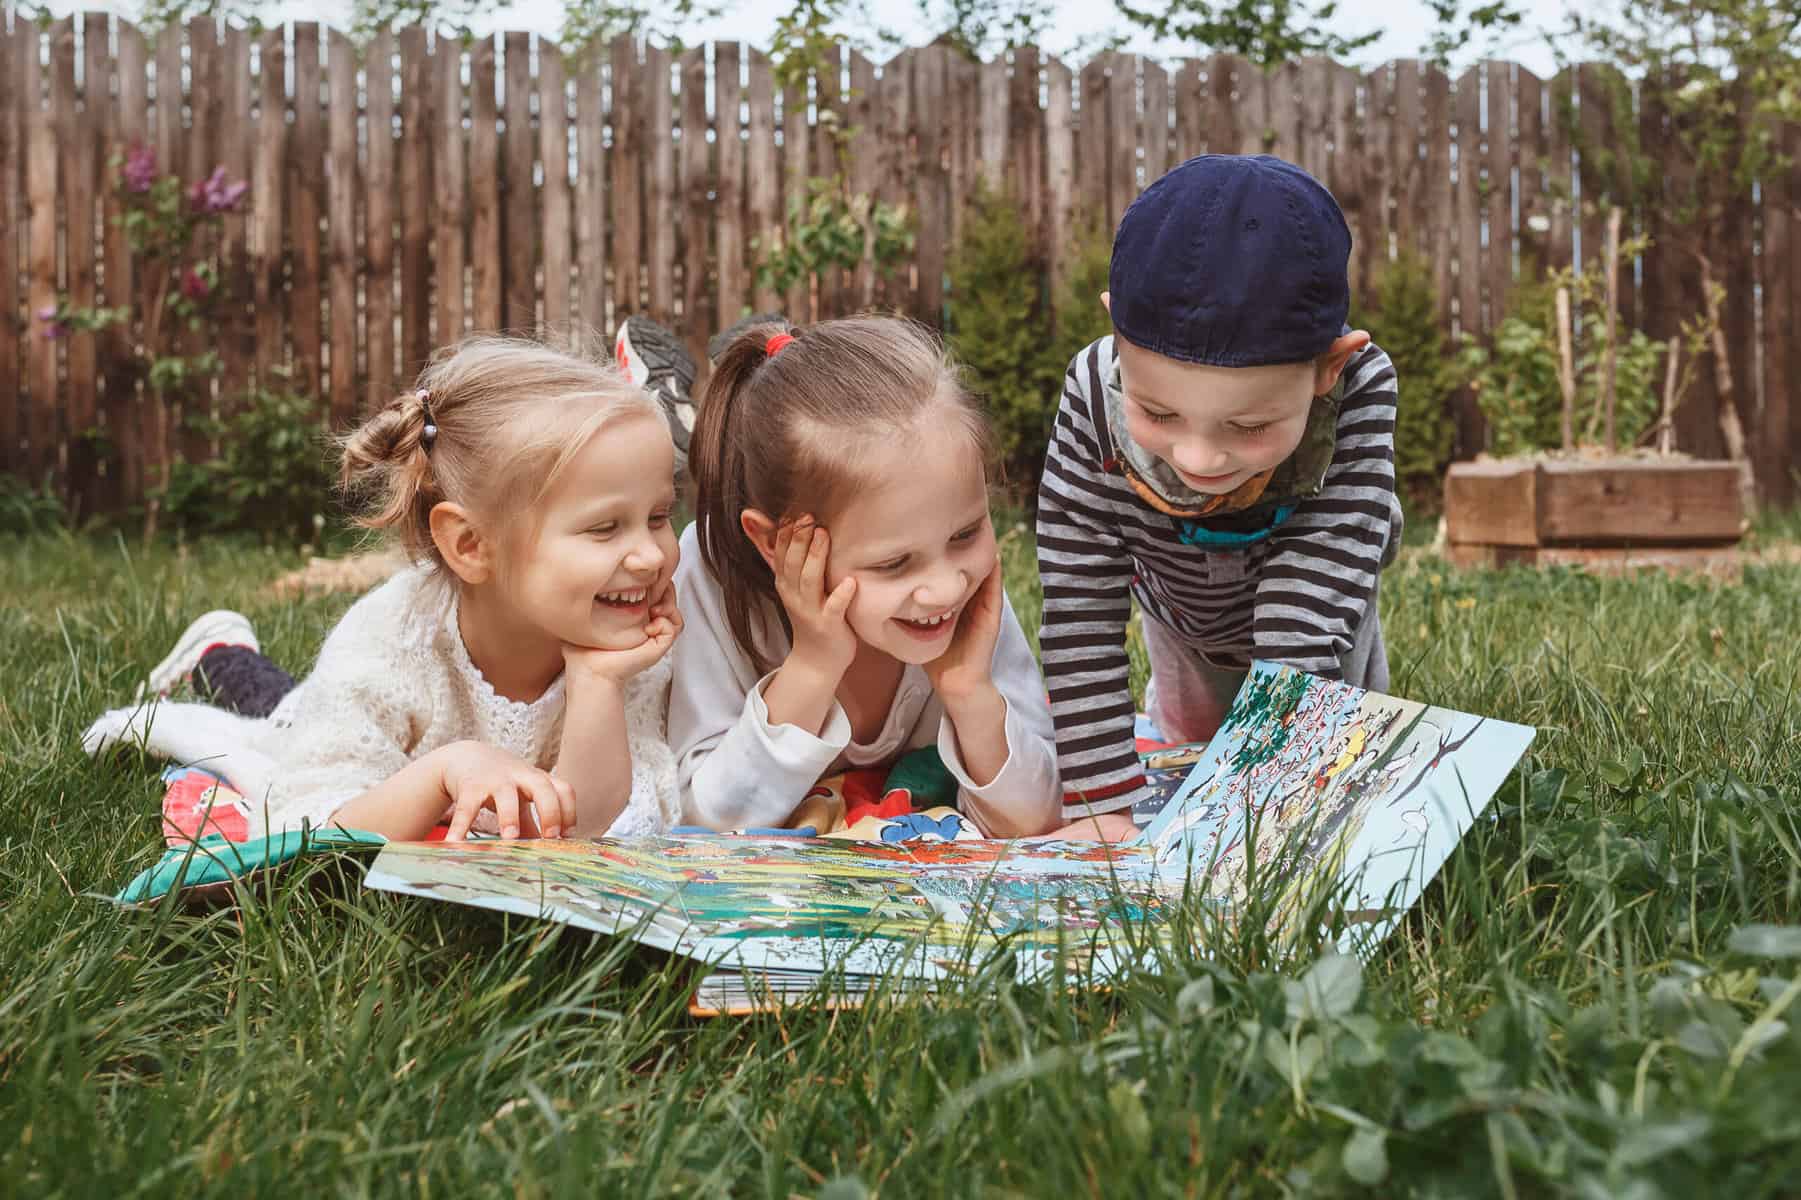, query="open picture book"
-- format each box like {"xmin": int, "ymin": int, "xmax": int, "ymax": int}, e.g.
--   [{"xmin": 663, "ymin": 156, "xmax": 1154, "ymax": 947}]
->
[{"xmin": 361, "ymin": 663, "xmax": 1536, "ymax": 1013}]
